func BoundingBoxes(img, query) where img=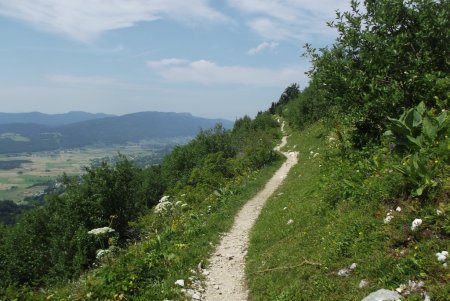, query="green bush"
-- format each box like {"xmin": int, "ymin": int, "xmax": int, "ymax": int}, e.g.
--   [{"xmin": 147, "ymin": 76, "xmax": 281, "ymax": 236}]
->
[
  {"xmin": 385, "ymin": 101, "xmax": 449, "ymax": 197},
  {"xmin": 305, "ymin": 0, "xmax": 450, "ymax": 145}
]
